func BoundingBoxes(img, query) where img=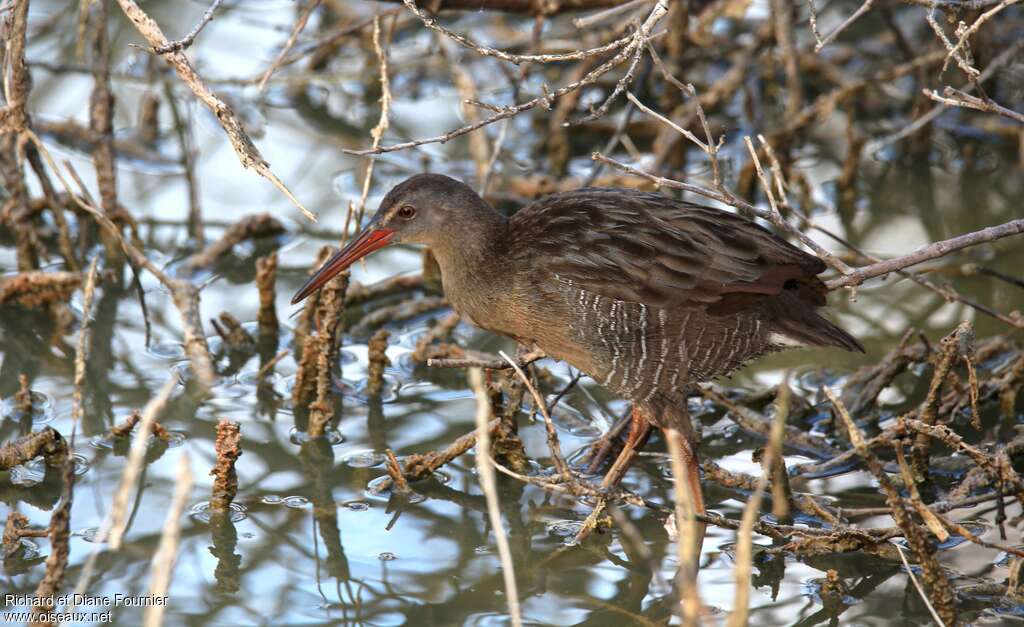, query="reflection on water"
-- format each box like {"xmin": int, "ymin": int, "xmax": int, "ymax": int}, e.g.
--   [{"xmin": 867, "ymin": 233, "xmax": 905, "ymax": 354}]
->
[{"xmin": 2, "ymin": 1, "xmax": 1023, "ymax": 625}]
